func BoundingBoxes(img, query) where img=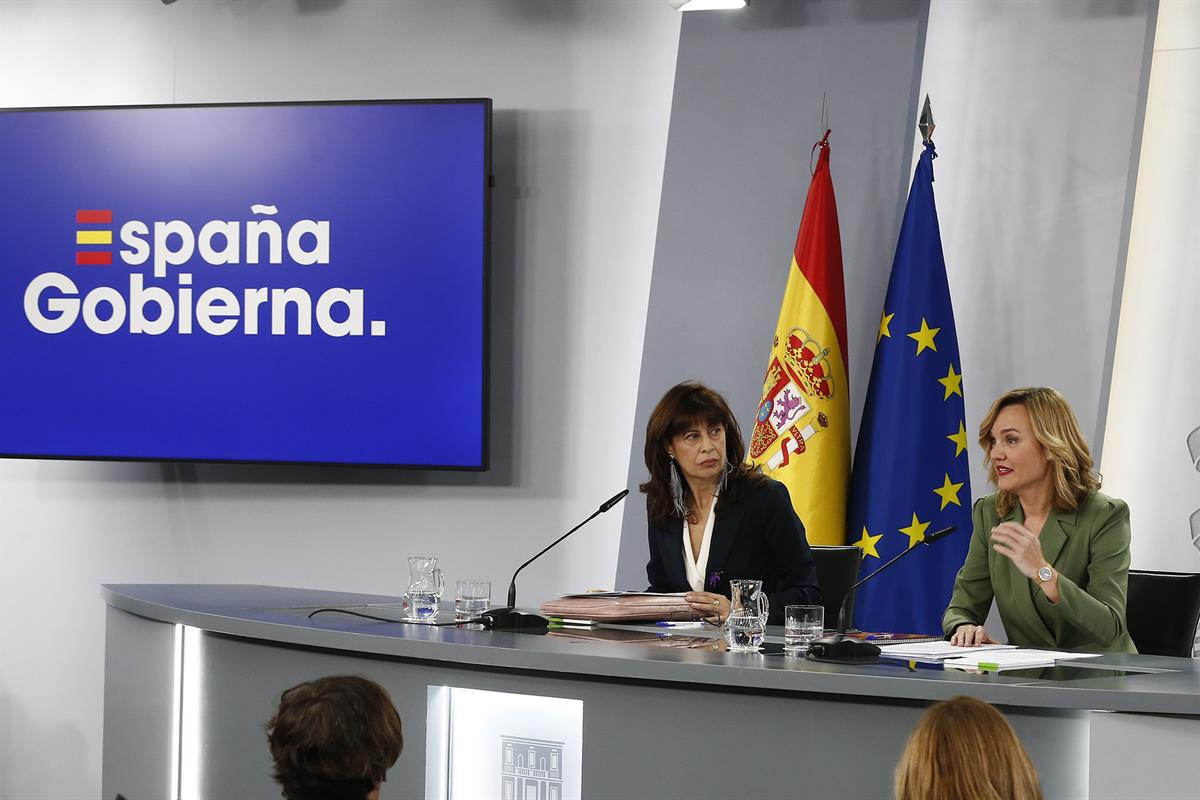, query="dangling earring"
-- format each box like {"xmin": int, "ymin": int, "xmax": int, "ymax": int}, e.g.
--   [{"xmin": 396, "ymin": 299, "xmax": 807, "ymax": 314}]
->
[
  {"xmin": 718, "ymin": 459, "xmax": 733, "ymax": 493},
  {"xmin": 668, "ymin": 457, "xmax": 688, "ymax": 518}
]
